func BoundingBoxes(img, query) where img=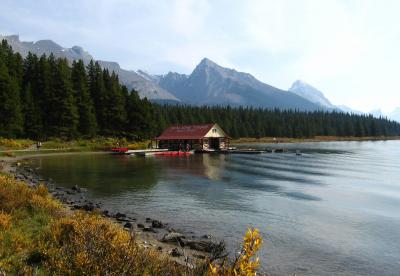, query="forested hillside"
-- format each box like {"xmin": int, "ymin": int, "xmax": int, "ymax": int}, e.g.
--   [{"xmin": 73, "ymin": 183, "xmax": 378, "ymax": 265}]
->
[
  {"xmin": 1, "ymin": 39, "xmax": 400, "ymax": 140},
  {"xmin": 154, "ymin": 105, "xmax": 400, "ymax": 138}
]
